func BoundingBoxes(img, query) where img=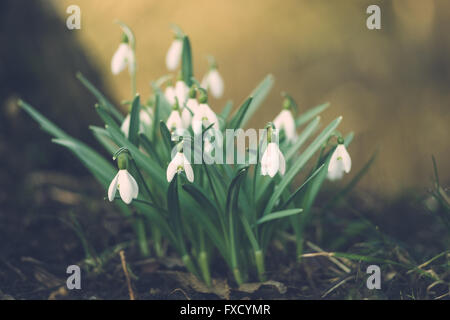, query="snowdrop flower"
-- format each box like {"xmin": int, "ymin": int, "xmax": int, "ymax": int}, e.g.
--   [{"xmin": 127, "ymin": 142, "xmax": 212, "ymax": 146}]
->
[
  {"xmin": 108, "ymin": 154, "xmax": 138, "ymax": 204},
  {"xmin": 166, "ymin": 150, "xmax": 194, "ymax": 183},
  {"xmin": 166, "ymin": 101, "xmax": 185, "ymax": 137},
  {"xmin": 192, "ymin": 89, "xmax": 219, "ymax": 135},
  {"xmin": 327, "ymin": 139, "xmax": 351, "ymax": 181},
  {"xmin": 175, "ymin": 79, "xmax": 189, "ymax": 107},
  {"xmin": 201, "ymin": 56, "xmax": 224, "ymax": 98},
  {"xmin": 261, "ymin": 125, "xmax": 285, "ymax": 178},
  {"xmin": 181, "ymin": 86, "xmax": 199, "ymax": 128},
  {"xmin": 166, "ymin": 38, "xmax": 183, "ymax": 71},
  {"xmin": 111, "ymin": 36, "xmax": 135, "ymax": 75},
  {"xmin": 121, "ymin": 109, "xmax": 152, "ymax": 137},
  {"xmin": 273, "ymin": 109, "xmax": 296, "ymax": 142},
  {"xmin": 273, "ymin": 96, "xmax": 297, "ymax": 142},
  {"xmin": 164, "ymin": 81, "xmax": 176, "ymax": 105},
  {"xmin": 202, "ymin": 69, "xmax": 224, "ymax": 99},
  {"xmin": 261, "ymin": 142, "xmax": 286, "ymax": 178}
]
